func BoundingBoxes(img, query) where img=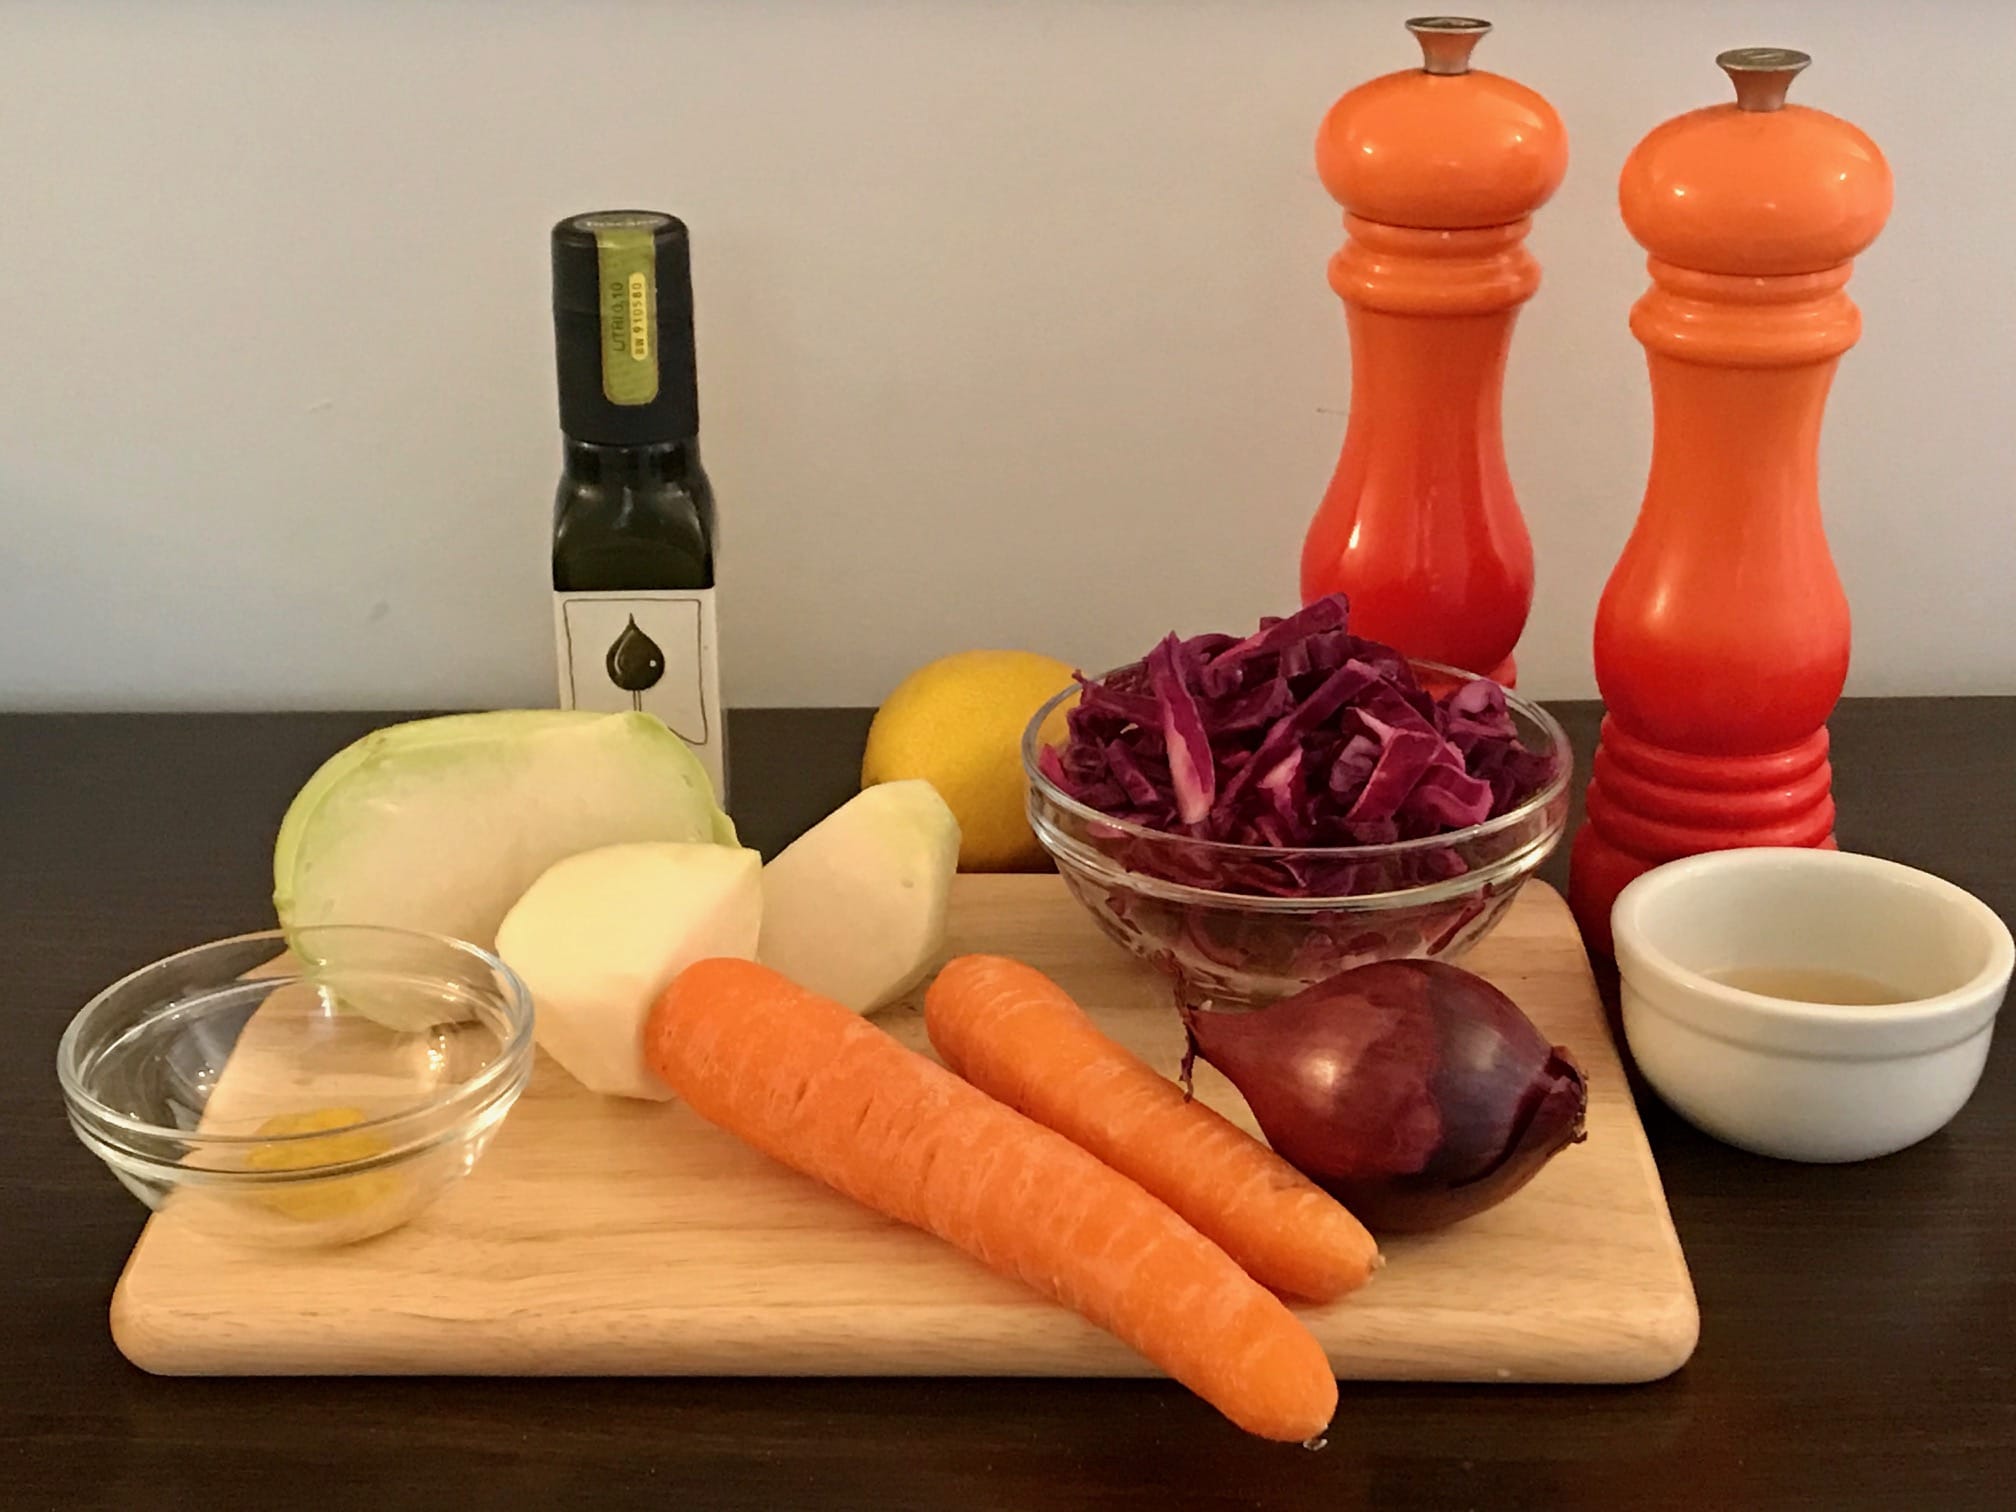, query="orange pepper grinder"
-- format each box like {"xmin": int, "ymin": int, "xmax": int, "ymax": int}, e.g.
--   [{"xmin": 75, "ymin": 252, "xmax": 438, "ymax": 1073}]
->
[
  {"xmin": 1303, "ymin": 17, "xmax": 1567, "ymax": 684},
  {"xmin": 1569, "ymin": 49, "xmax": 1893, "ymax": 953}
]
